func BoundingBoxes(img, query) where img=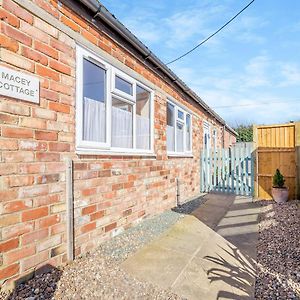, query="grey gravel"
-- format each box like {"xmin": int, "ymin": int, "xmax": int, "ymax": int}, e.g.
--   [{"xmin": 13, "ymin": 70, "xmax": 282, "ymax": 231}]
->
[
  {"xmin": 2, "ymin": 198, "xmax": 206, "ymax": 300},
  {"xmin": 255, "ymin": 200, "xmax": 300, "ymax": 300},
  {"xmin": 2, "ymin": 270, "xmax": 62, "ymax": 300},
  {"xmin": 99, "ymin": 210, "xmax": 184, "ymax": 263}
]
